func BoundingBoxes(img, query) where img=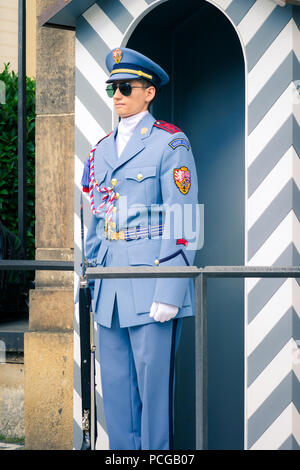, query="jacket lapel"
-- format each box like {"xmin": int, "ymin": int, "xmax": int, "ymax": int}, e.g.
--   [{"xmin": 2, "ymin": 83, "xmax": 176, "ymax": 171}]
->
[
  {"xmin": 112, "ymin": 113, "xmax": 156, "ymax": 172},
  {"xmin": 102, "ymin": 127, "xmax": 118, "ymax": 169}
]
